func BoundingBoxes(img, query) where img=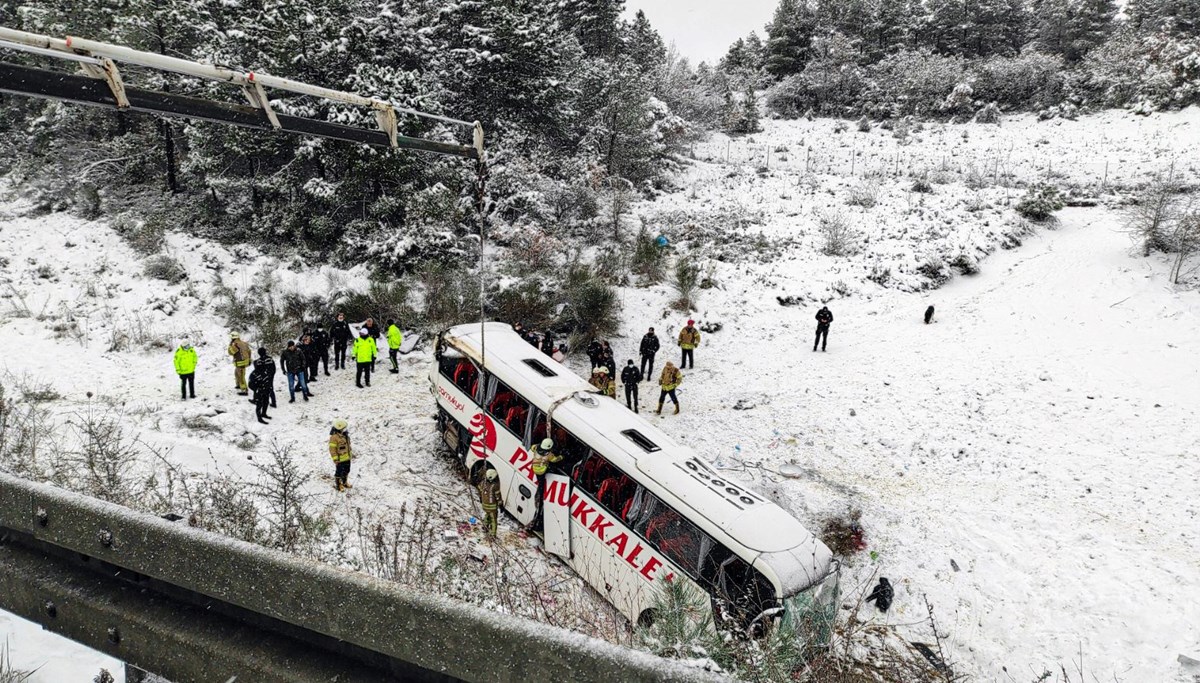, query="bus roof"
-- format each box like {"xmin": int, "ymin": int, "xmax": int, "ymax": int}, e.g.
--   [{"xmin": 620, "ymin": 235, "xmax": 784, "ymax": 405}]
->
[{"xmin": 443, "ymin": 323, "xmax": 833, "ymax": 595}]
